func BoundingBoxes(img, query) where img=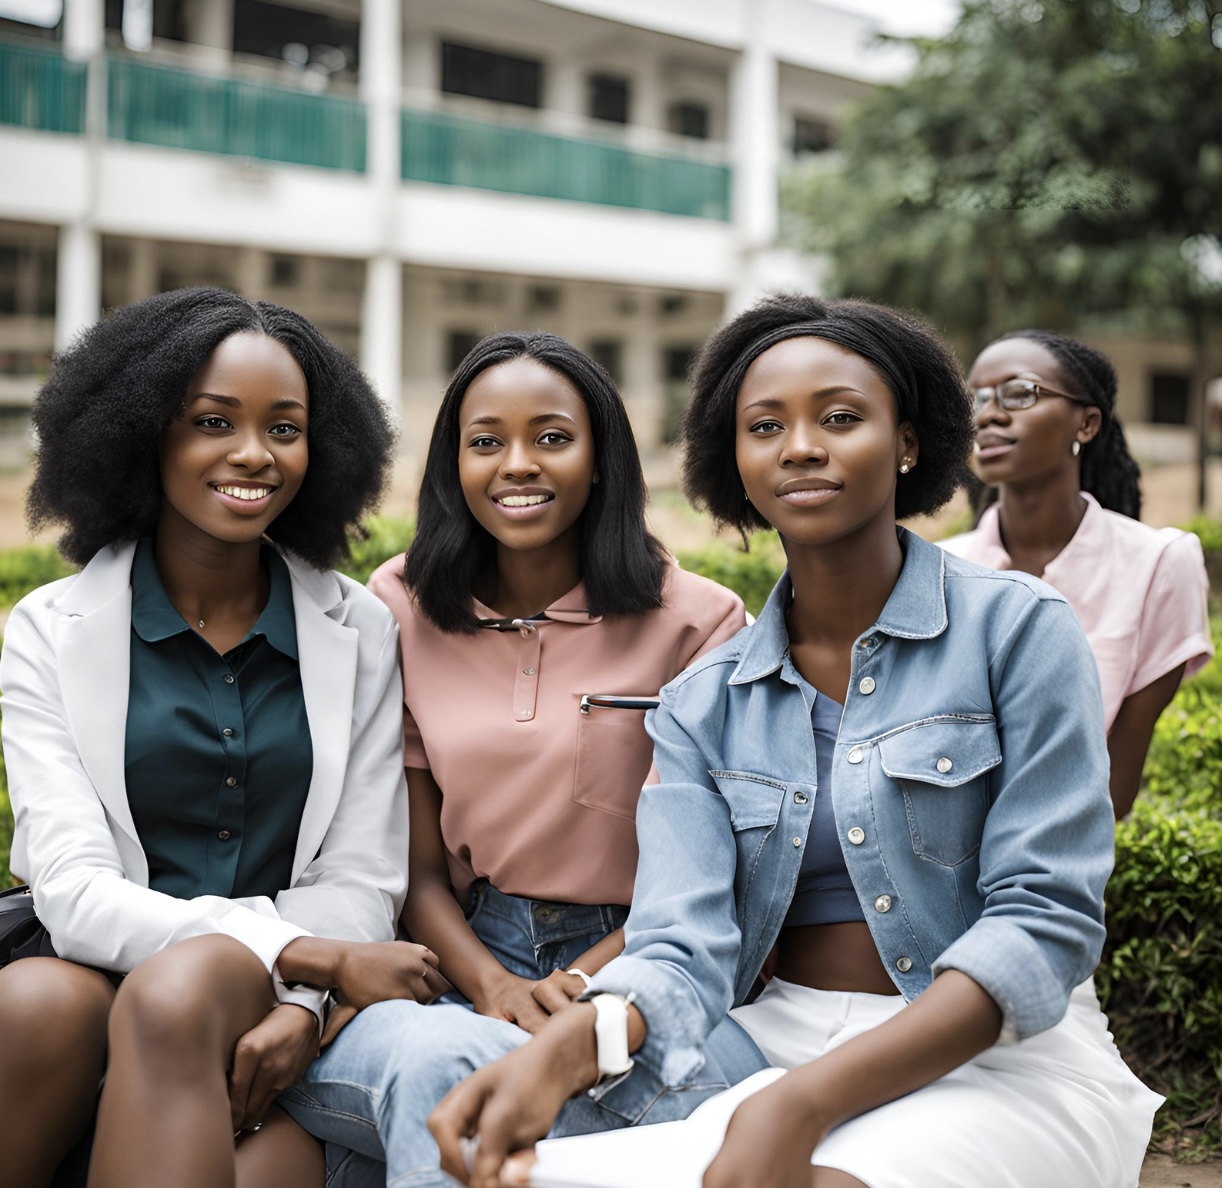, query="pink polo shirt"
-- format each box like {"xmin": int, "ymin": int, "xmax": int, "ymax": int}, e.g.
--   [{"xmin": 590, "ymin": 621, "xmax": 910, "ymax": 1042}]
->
[
  {"xmin": 942, "ymin": 493, "xmax": 1212, "ymax": 730},
  {"xmin": 368, "ymin": 560, "xmax": 746, "ymax": 907}
]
